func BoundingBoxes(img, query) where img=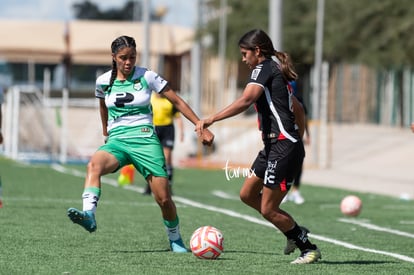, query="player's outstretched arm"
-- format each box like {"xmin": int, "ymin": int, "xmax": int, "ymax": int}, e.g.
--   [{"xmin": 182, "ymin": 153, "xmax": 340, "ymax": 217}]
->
[{"xmin": 162, "ymin": 87, "xmax": 214, "ymax": 146}]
